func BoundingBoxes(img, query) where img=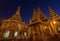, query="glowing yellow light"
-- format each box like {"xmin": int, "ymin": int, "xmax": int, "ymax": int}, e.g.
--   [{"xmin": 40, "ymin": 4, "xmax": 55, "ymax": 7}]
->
[
  {"xmin": 53, "ymin": 21, "xmax": 56, "ymax": 24},
  {"xmin": 45, "ymin": 26, "xmax": 47, "ymax": 29}
]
